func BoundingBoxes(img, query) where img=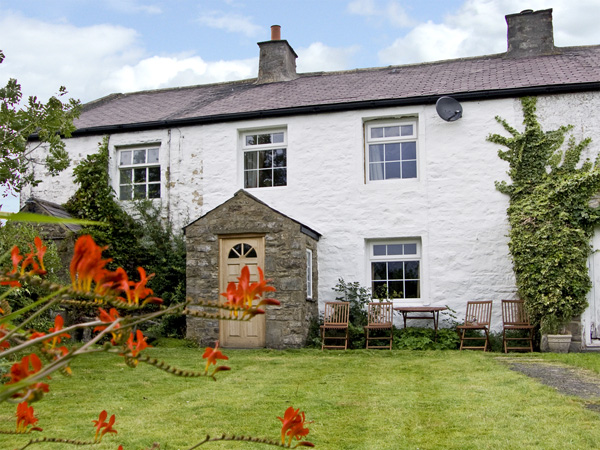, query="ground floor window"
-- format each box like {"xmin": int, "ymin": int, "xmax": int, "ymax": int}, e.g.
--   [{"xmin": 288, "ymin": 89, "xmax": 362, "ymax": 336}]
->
[{"xmin": 370, "ymin": 240, "xmax": 420, "ymax": 299}]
